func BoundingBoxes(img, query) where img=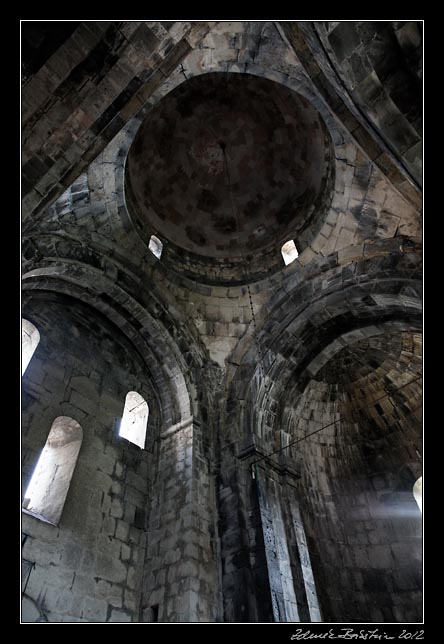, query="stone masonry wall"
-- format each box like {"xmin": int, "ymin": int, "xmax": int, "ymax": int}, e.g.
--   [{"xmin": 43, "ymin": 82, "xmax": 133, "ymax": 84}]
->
[
  {"xmin": 21, "ymin": 21, "xmax": 422, "ymax": 624},
  {"xmin": 22, "ymin": 22, "xmax": 214, "ymax": 223},
  {"xmin": 315, "ymin": 22, "xmax": 422, "ymax": 185},
  {"xmin": 283, "ymin": 354, "xmax": 422, "ymax": 623},
  {"xmin": 217, "ymin": 442, "xmax": 274, "ymax": 623},
  {"xmin": 142, "ymin": 418, "xmax": 221, "ymax": 622},
  {"xmin": 22, "ymin": 293, "xmax": 159, "ymax": 622}
]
